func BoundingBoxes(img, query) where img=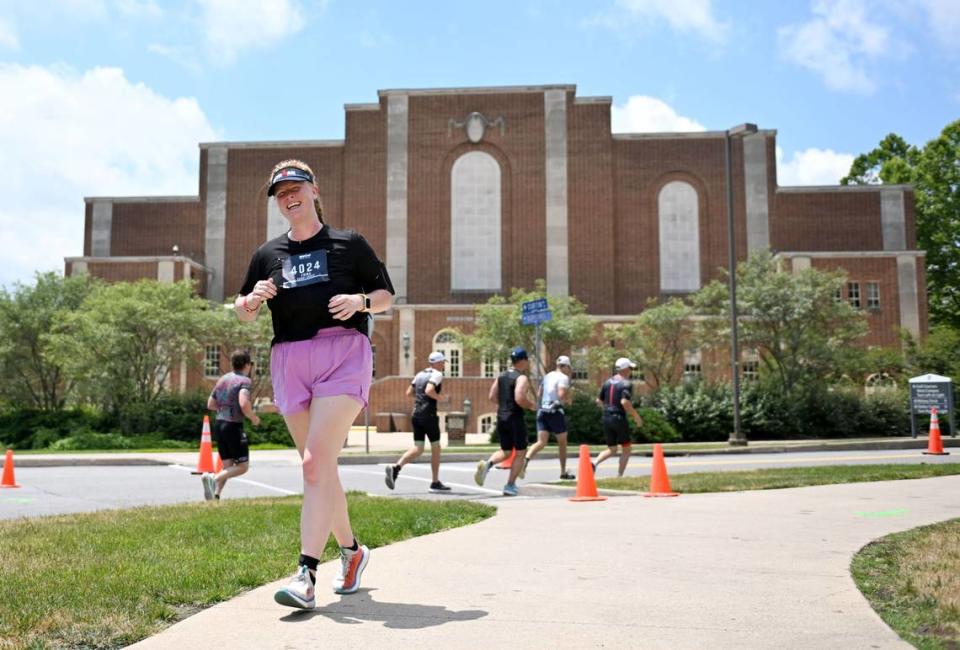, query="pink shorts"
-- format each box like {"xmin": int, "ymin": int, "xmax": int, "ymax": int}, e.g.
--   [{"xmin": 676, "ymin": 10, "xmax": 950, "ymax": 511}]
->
[{"xmin": 270, "ymin": 327, "xmax": 372, "ymax": 415}]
